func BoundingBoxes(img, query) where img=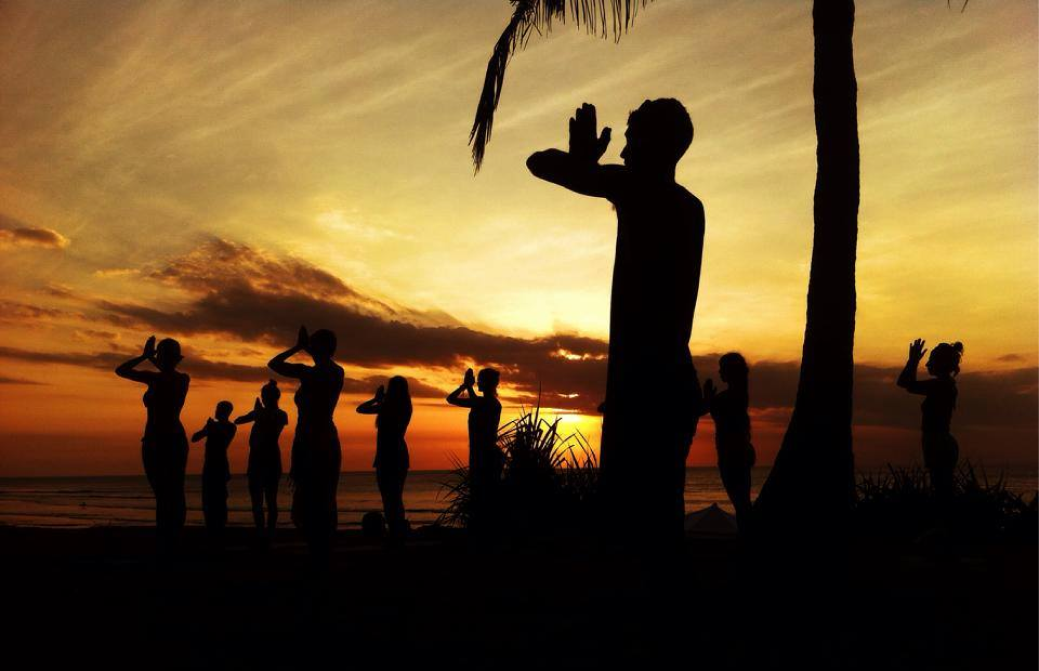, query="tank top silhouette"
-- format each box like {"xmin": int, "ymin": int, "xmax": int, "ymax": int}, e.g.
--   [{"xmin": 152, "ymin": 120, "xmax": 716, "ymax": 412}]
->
[
  {"xmin": 142, "ymin": 372, "xmax": 189, "ymax": 438},
  {"xmin": 374, "ymin": 407, "xmax": 411, "ymax": 469}
]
